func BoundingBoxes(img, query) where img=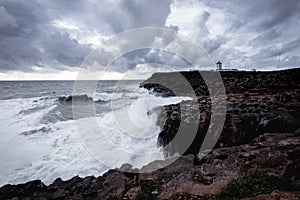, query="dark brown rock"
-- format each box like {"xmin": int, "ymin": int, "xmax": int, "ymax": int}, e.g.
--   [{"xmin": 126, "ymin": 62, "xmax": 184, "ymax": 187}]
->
[
  {"xmin": 2, "ymin": 68, "xmax": 300, "ymax": 199},
  {"xmin": 0, "ymin": 133, "xmax": 299, "ymax": 199},
  {"xmin": 141, "ymin": 68, "xmax": 300, "ymax": 156}
]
